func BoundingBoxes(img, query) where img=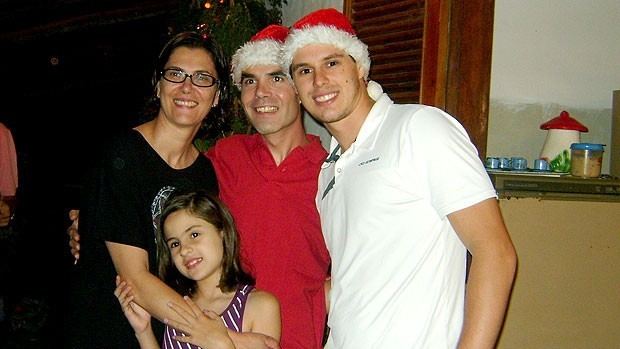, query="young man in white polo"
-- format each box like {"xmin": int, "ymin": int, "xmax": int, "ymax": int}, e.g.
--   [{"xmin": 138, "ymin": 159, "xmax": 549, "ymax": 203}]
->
[{"xmin": 283, "ymin": 8, "xmax": 517, "ymax": 349}]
